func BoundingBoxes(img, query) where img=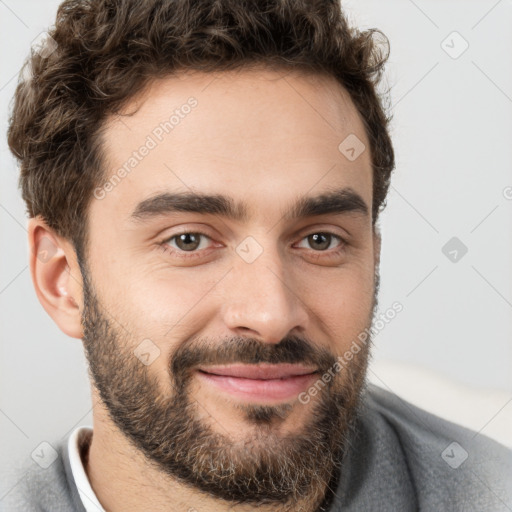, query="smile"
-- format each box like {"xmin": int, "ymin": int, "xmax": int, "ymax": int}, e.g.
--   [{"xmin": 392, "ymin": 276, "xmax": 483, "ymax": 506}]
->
[{"xmin": 196, "ymin": 363, "xmax": 320, "ymax": 402}]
